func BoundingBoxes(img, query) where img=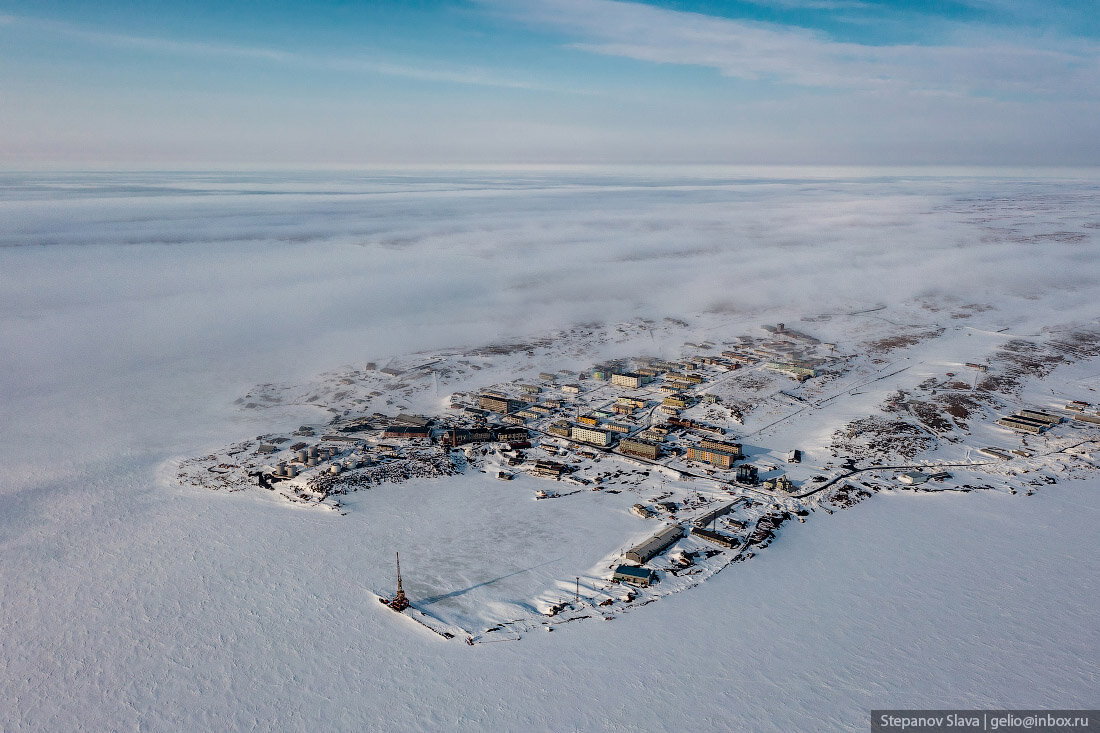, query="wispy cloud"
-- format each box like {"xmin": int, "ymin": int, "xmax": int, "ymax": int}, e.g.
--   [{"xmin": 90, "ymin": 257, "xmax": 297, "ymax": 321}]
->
[
  {"xmin": 493, "ymin": 0, "xmax": 1100, "ymax": 98},
  {"xmin": 1, "ymin": 13, "xmax": 542, "ymax": 91},
  {"xmin": 739, "ymin": 0, "xmax": 869, "ymax": 10}
]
